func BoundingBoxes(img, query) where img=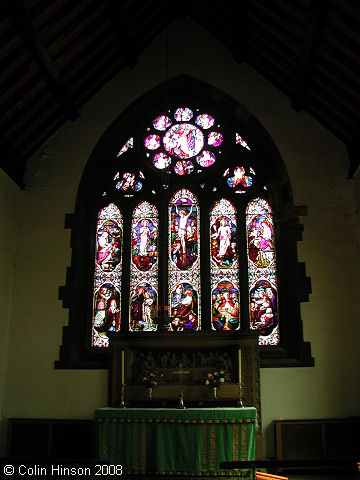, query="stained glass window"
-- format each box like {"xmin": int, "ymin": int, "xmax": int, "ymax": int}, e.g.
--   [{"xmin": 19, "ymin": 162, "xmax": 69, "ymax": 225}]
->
[
  {"xmin": 92, "ymin": 203, "xmax": 123, "ymax": 347},
  {"xmin": 246, "ymin": 198, "xmax": 279, "ymax": 345},
  {"xmin": 235, "ymin": 133, "xmax": 251, "ymax": 150},
  {"xmin": 168, "ymin": 189, "xmax": 200, "ymax": 331},
  {"xmin": 145, "ymin": 107, "xmax": 223, "ymax": 175},
  {"xmin": 117, "ymin": 137, "xmax": 133, "ymax": 156},
  {"xmin": 58, "ymin": 80, "xmax": 312, "ymax": 369},
  {"xmin": 115, "ymin": 172, "xmax": 142, "ymax": 191},
  {"xmin": 129, "ymin": 202, "xmax": 159, "ymax": 332},
  {"xmin": 225, "ymin": 166, "xmax": 254, "ymax": 192},
  {"xmin": 210, "ymin": 199, "xmax": 239, "ymax": 331}
]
